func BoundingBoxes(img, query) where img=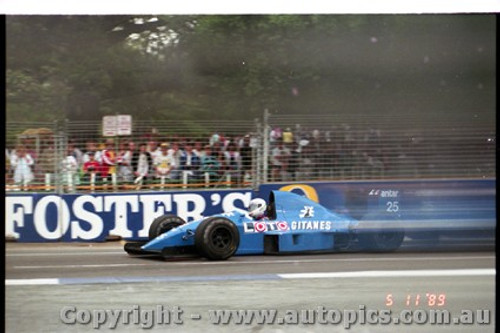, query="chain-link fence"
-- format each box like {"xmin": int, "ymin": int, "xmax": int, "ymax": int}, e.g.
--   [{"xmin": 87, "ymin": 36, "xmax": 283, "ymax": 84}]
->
[
  {"xmin": 5, "ymin": 112, "xmax": 495, "ymax": 193},
  {"xmin": 6, "ymin": 119, "xmax": 259, "ymax": 193},
  {"xmin": 263, "ymin": 112, "xmax": 496, "ymax": 182}
]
